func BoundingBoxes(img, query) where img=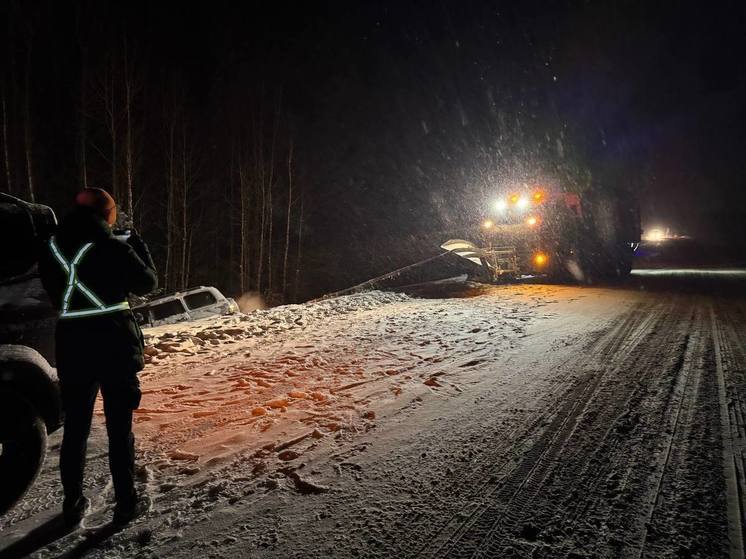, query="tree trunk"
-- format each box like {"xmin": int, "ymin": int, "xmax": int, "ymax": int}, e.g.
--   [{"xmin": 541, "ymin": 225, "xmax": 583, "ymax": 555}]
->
[
  {"xmin": 257, "ymin": 173, "xmax": 266, "ymax": 294},
  {"xmin": 293, "ymin": 192, "xmax": 304, "ymax": 303},
  {"xmin": 266, "ymin": 93, "xmax": 281, "ymax": 299},
  {"xmin": 180, "ymin": 124, "xmax": 188, "ymax": 289},
  {"xmin": 255, "ymin": 115, "xmax": 265, "ymax": 294},
  {"xmin": 282, "ymin": 141, "xmax": 293, "ymax": 299},
  {"xmin": 123, "ymin": 38, "xmax": 134, "ymax": 221},
  {"xmin": 75, "ymin": 4, "xmax": 88, "ymax": 191},
  {"xmin": 238, "ymin": 153, "xmax": 248, "ymax": 294},
  {"xmin": 165, "ymin": 112, "xmax": 175, "ymax": 291},
  {"xmin": 267, "ymin": 167, "xmax": 273, "ymax": 297},
  {"xmin": 1, "ymin": 86, "xmax": 12, "ymax": 194},
  {"xmin": 79, "ymin": 56, "xmax": 88, "ymax": 190},
  {"xmin": 185, "ymin": 228, "xmax": 193, "ymax": 286},
  {"xmin": 105, "ymin": 58, "xmax": 117, "ymax": 202},
  {"xmin": 23, "ymin": 34, "xmax": 34, "ymax": 202}
]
